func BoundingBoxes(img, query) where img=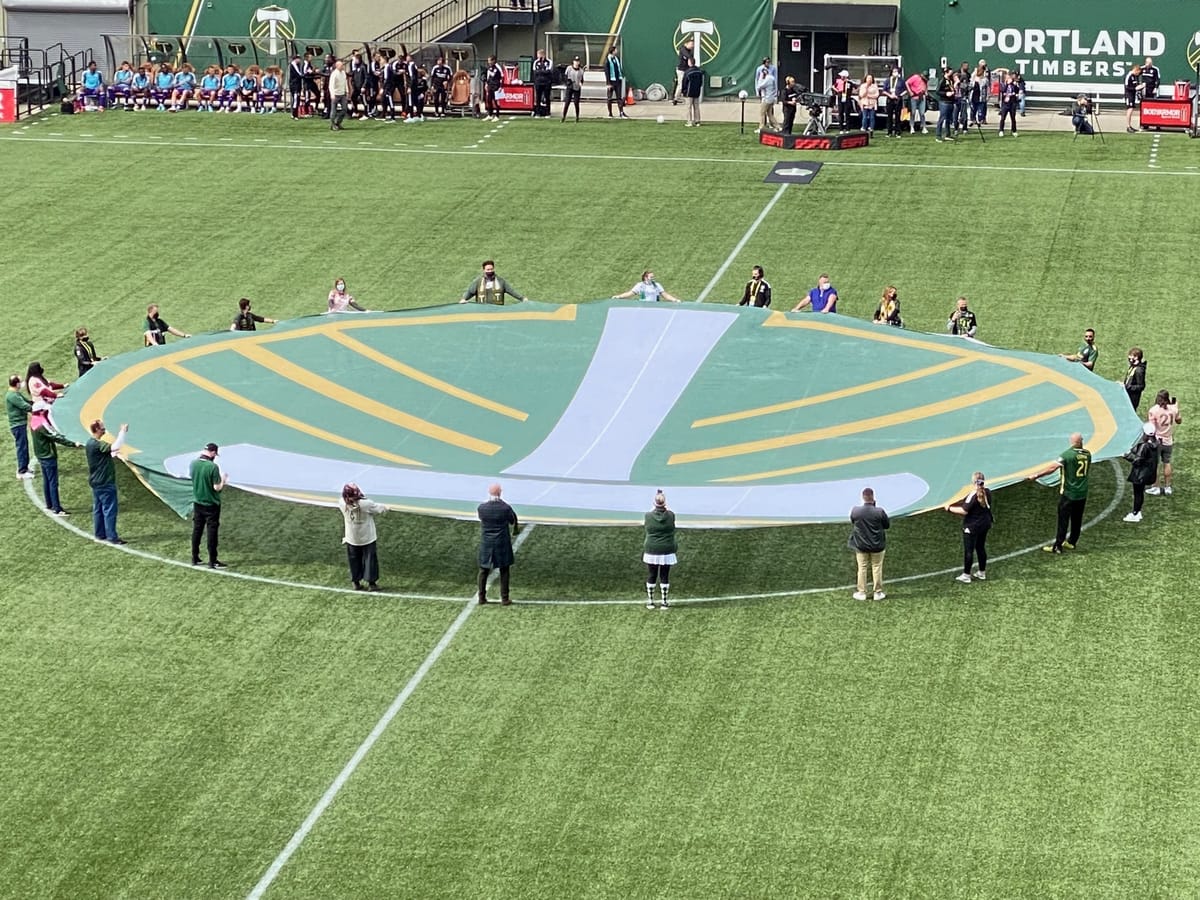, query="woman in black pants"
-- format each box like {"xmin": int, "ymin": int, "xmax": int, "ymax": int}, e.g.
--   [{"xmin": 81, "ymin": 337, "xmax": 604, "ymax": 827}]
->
[{"xmin": 946, "ymin": 472, "xmax": 993, "ymax": 582}]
